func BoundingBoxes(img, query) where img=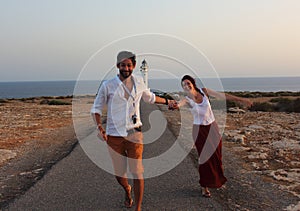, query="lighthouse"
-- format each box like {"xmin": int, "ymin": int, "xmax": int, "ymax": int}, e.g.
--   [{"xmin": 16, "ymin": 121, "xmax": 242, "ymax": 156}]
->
[{"xmin": 140, "ymin": 59, "xmax": 149, "ymax": 88}]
